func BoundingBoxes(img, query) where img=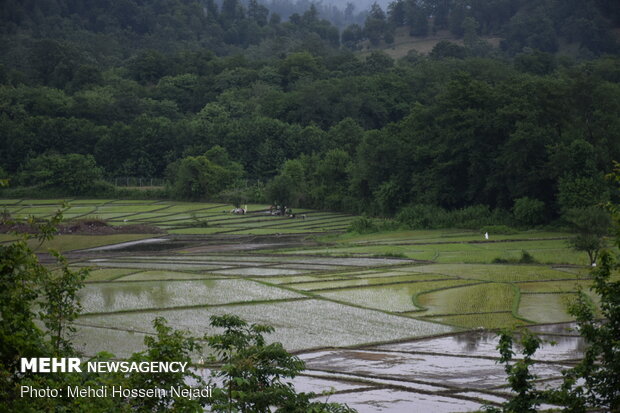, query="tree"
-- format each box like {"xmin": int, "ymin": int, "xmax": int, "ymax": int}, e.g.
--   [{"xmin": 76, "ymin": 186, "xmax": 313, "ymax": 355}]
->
[
  {"xmin": 512, "ymin": 197, "xmax": 546, "ymax": 226},
  {"xmin": 127, "ymin": 50, "xmax": 170, "ymax": 84},
  {"xmin": 565, "ymin": 206, "xmax": 610, "ymax": 265},
  {"xmin": 278, "ymin": 52, "xmax": 324, "ymax": 88},
  {"xmin": 364, "ymin": 51, "xmax": 394, "ymax": 73},
  {"xmin": 205, "ymin": 314, "xmax": 356, "ymax": 413},
  {"xmin": 18, "ymin": 153, "xmax": 103, "ymax": 194},
  {"xmin": 388, "ymin": 0, "xmax": 406, "ymax": 27},
  {"xmin": 40, "ymin": 252, "xmax": 88, "ymax": 355},
  {"xmin": 168, "ymin": 146, "xmax": 244, "ymax": 200},
  {"xmin": 485, "ymin": 331, "xmax": 544, "ymax": 413},
  {"xmin": 462, "ymin": 17, "xmax": 479, "ymax": 48},
  {"xmin": 0, "ymin": 207, "xmax": 115, "ymax": 411},
  {"xmin": 562, "ymin": 250, "xmax": 620, "ymax": 411},
  {"xmin": 492, "ymin": 164, "xmax": 620, "ymax": 411},
  {"xmin": 342, "ymin": 24, "xmax": 363, "ymax": 50},
  {"xmin": 406, "ymin": 2, "xmax": 428, "ymax": 37},
  {"xmin": 266, "ymin": 172, "xmax": 294, "ymax": 211},
  {"xmin": 248, "ymin": 0, "xmax": 269, "ymax": 26},
  {"xmin": 429, "ymin": 40, "xmax": 467, "ymax": 59},
  {"xmin": 364, "ymin": 2, "xmax": 387, "ymax": 46},
  {"xmin": 125, "ymin": 318, "xmax": 207, "ymax": 412}
]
